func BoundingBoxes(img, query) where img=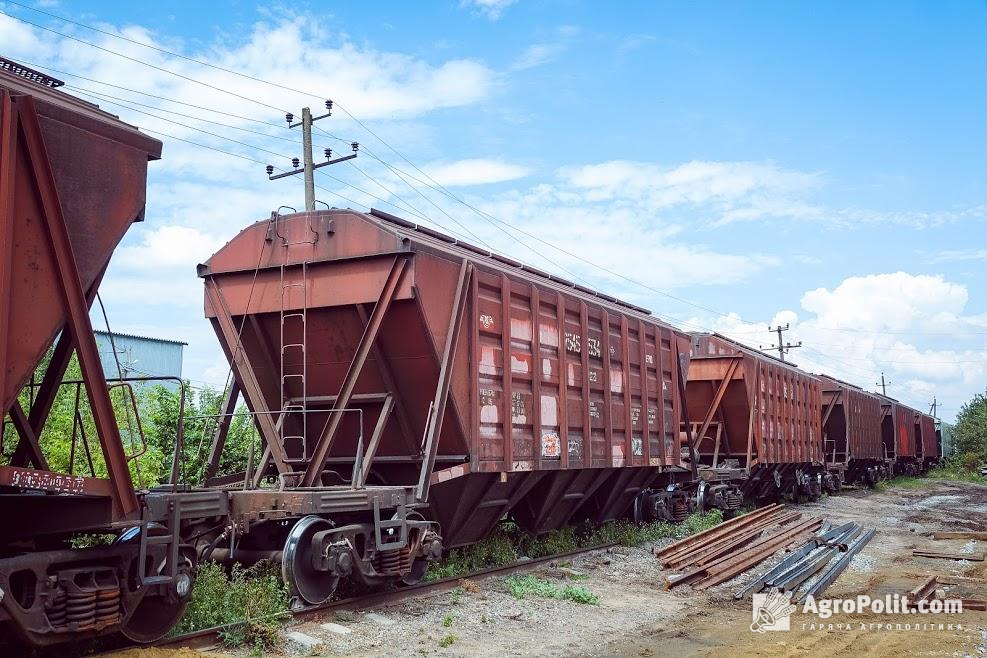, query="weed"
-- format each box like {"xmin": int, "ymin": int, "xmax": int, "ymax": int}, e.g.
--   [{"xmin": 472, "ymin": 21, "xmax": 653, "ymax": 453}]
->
[
  {"xmin": 449, "ymin": 587, "xmax": 463, "ymax": 604},
  {"xmin": 877, "ymin": 476, "xmax": 928, "ymax": 490},
  {"xmin": 442, "ymin": 614, "xmax": 454, "ymax": 627},
  {"xmin": 927, "ymin": 466, "xmax": 987, "ymax": 484},
  {"xmin": 173, "ymin": 562, "xmax": 289, "ymax": 651},
  {"xmin": 504, "ymin": 574, "xmax": 599, "ymax": 605},
  {"xmin": 425, "ymin": 510, "xmax": 723, "ymax": 582},
  {"xmin": 439, "ymin": 634, "xmax": 458, "ymax": 648}
]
